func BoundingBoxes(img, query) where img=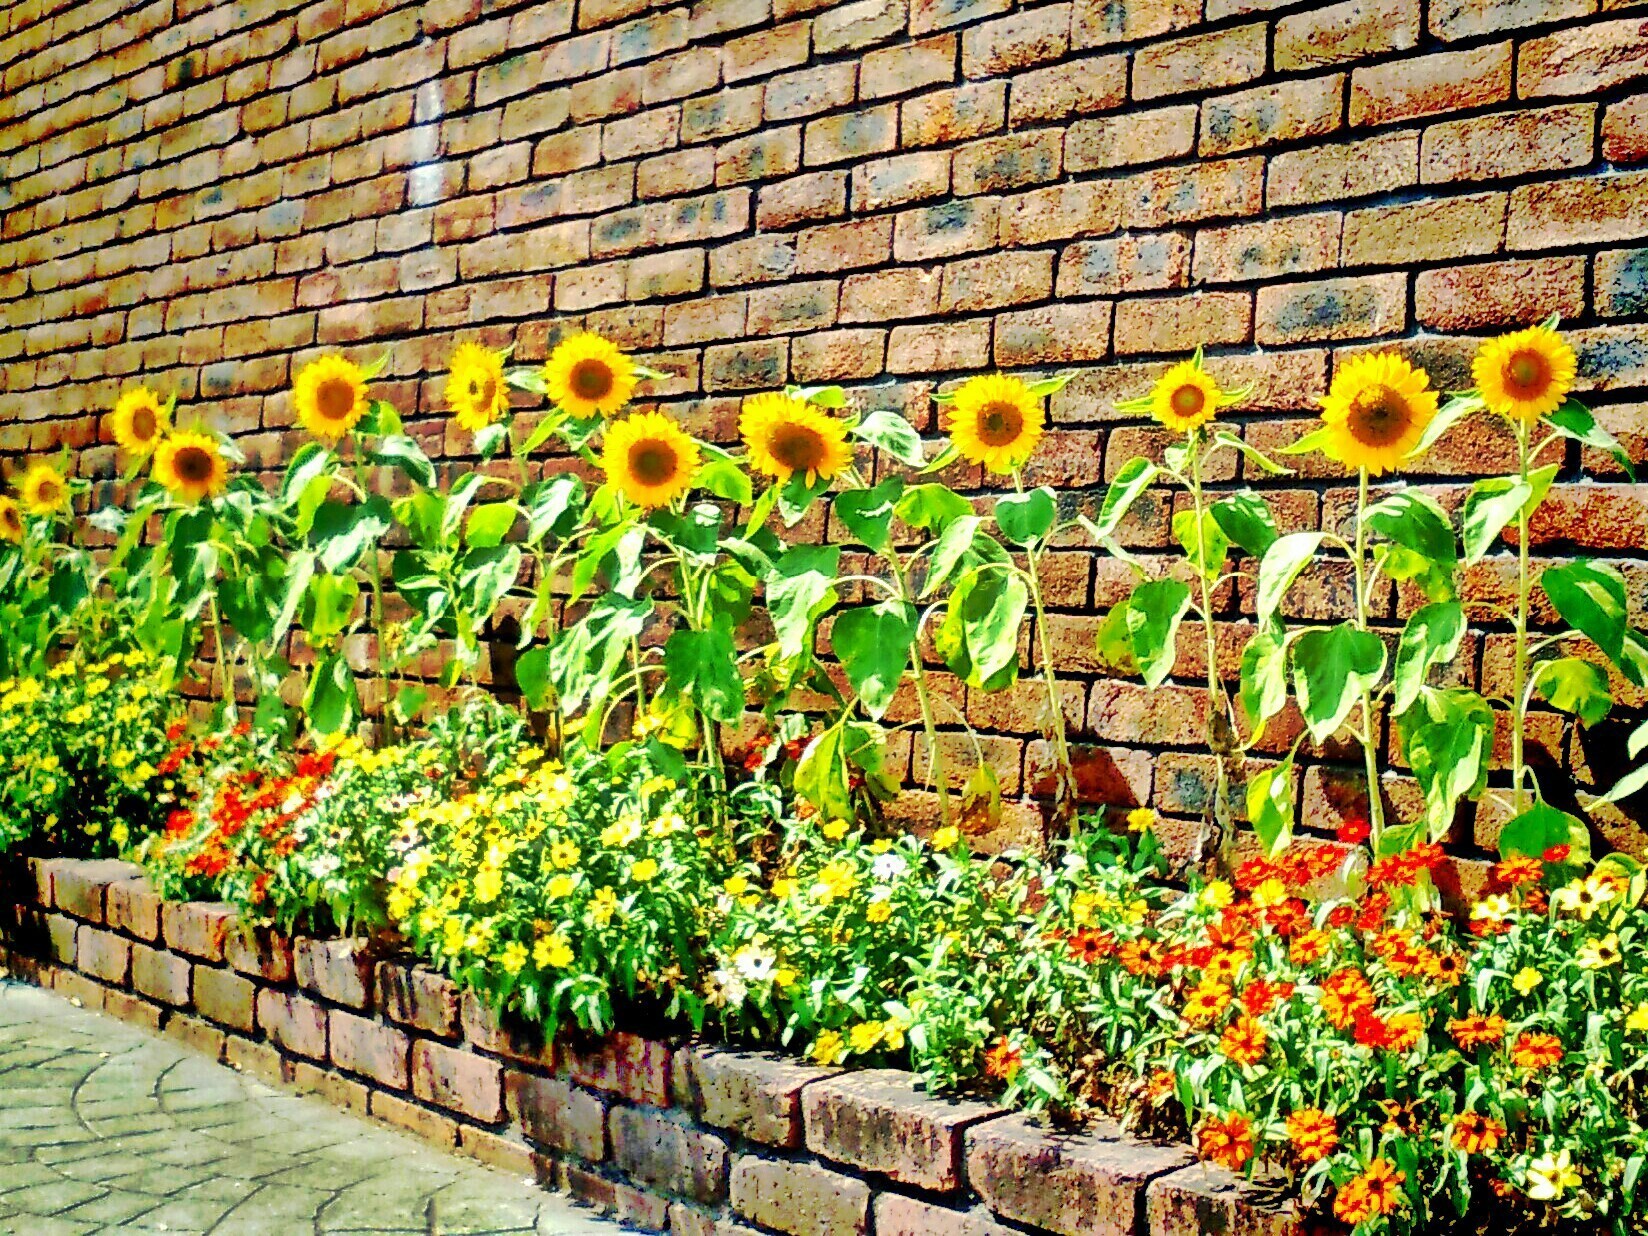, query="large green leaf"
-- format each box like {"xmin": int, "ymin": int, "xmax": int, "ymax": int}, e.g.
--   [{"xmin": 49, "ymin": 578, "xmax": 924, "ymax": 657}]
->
[
  {"xmin": 1091, "ymin": 457, "xmax": 1158, "ymax": 540},
  {"xmin": 1543, "ymin": 559, "xmax": 1629, "ymax": 663},
  {"xmin": 922, "ymin": 515, "xmax": 985, "ymax": 598},
  {"xmin": 853, "ymin": 409, "xmax": 925, "ymax": 467},
  {"xmin": 1499, "ymin": 801, "xmax": 1591, "ymax": 865},
  {"xmin": 1239, "ymin": 624, "xmax": 1290, "ymax": 736},
  {"xmin": 303, "ymin": 652, "xmax": 359, "ymax": 736},
  {"xmin": 302, "ymin": 572, "xmax": 361, "ymax": 645},
  {"xmin": 664, "ymin": 627, "xmax": 744, "ymax": 723},
  {"xmin": 515, "ymin": 645, "xmax": 555, "ymax": 711},
  {"xmin": 1549, "ymin": 400, "xmax": 1634, "ymax": 478},
  {"xmin": 895, "ymin": 483, "xmax": 971, "ymax": 532},
  {"xmin": 523, "ymin": 474, "xmax": 585, "ymax": 543},
  {"xmin": 1124, "ymin": 579, "xmax": 1191, "ymax": 688},
  {"xmin": 693, "ymin": 457, "xmax": 753, "ymax": 506},
  {"xmin": 311, "ymin": 496, "xmax": 393, "ymax": 574},
  {"xmin": 465, "ymin": 501, "xmax": 518, "ymax": 549},
  {"xmin": 1532, "ymin": 657, "xmax": 1613, "ymax": 726},
  {"xmin": 1172, "ymin": 508, "xmax": 1229, "ymax": 580},
  {"xmin": 937, "ymin": 566, "xmax": 1026, "ymax": 690},
  {"xmin": 281, "ymin": 442, "xmax": 335, "ymax": 506},
  {"xmin": 794, "ymin": 725, "xmax": 852, "ymax": 821},
  {"xmin": 1365, "ymin": 490, "xmax": 1457, "ymax": 600},
  {"xmin": 767, "ymin": 544, "xmax": 840, "ymax": 662},
  {"xmin": 1391, "ymin": 602, "xmax": 1465, "ymax": 717},
  {"xmin": 834, "ymin": 479, "xmax": 903, "ymax": 553},
  {"xmin": 1460, "ymin": 465, "xmax": 1557, "ymax": 564},
  {"xmin": 1246, "ymin": 754, "xmax": 1295, "ymax": 857},
  {"xmin": 1210, "ymin": 491, "xmax": 1279, "ymax": 558},
  {"xmin": 548, "ymin": 593, "xmax": 650, "ymax": 717},
  {"xmin": 995, "ymin": 487, "xmax": 1056, "ymax": 546},
  {"xmin": 832, "ymin": 601, "xmax": 917, "ymax": 720},
  {"xmin": 369, "ymin": 434, "xmax": 436, "ymax": 488},
  {"xmin": 1291, "ymin": 622, "xmax": 1386, "ymax": 743},
  {"xmin": 1399, "ymin": 687, "xmax": 1492, "ymax": 840},
  {"xmin": 1257, "ymin": 532, "xmax": 1323, "ymax": 627}
]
